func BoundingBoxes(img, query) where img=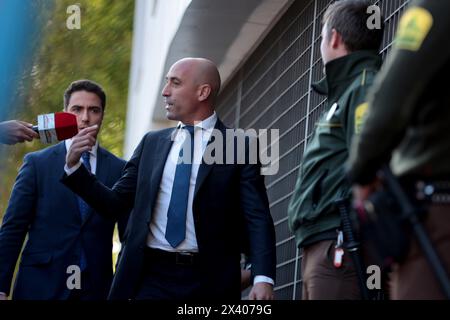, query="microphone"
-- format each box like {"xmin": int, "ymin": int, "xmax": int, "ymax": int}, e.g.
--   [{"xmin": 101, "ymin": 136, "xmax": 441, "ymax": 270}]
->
[{"xmin": 32, "ymin": 112, "xmax": 78, "ymax": 143}]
